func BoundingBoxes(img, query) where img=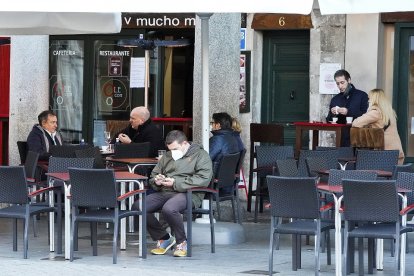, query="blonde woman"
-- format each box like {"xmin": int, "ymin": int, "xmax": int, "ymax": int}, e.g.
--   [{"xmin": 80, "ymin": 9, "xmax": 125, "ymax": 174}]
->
[{"xmin": 352, "ymin": 88, "xmax": 404, "ymax": 164}]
